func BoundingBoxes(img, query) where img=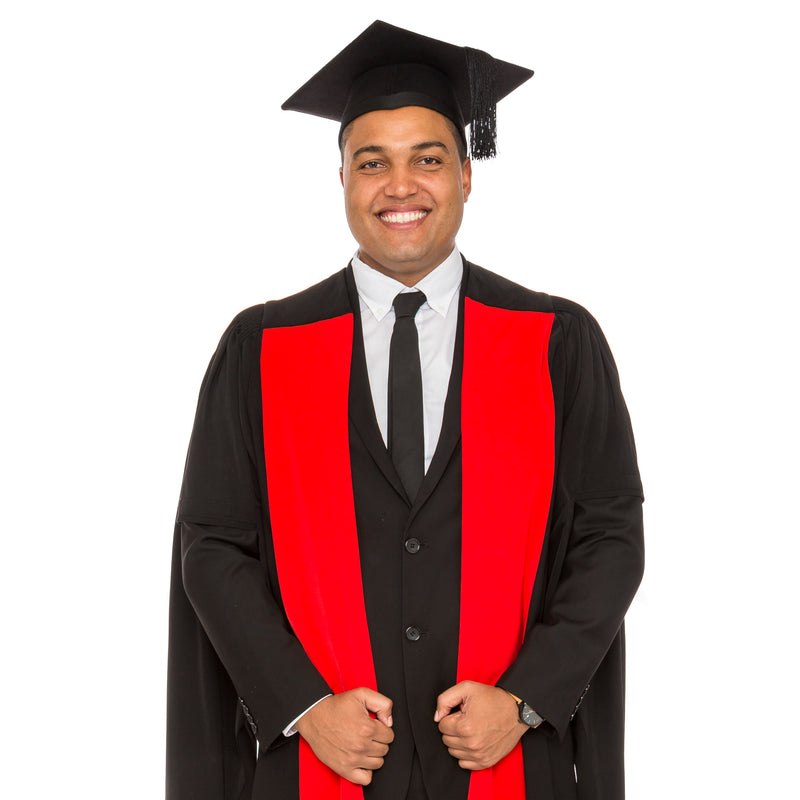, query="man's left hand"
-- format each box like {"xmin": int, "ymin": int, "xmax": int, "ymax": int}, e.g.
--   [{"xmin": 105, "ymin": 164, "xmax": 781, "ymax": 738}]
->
[{"xmin": 433, "ymin": 681, "xmax": 528, "ymax": 770}]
